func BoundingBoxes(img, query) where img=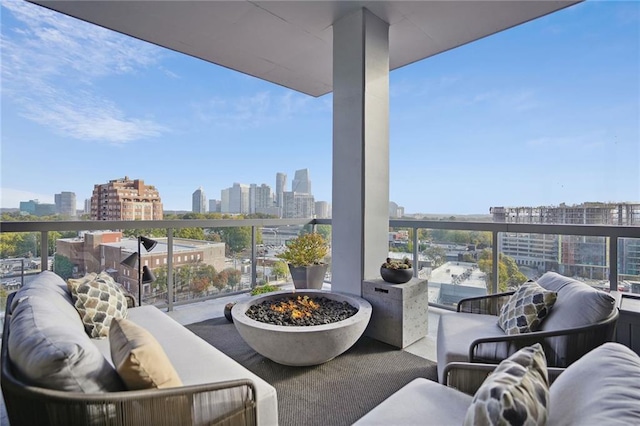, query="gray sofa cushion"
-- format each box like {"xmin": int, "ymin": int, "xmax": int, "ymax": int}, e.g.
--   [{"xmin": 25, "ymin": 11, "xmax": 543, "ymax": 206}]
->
[
  {"xmin": 549, "ymin": 342, "xmax": 640, "ymax": 425},
  {"xmin": 8, "ymin": 271, "xmax": 124, "ymax": 392},
  {"xmin": 437, "ymin": 311, "xmax": 510, "ymax": 383},
  {"xmin": 537, "ymin": 272, "xmax": 615, "ymax": 330},
  {"xmin": 10, "ymin": 270, "xmax": 73, "ymax": 312},
  {"xmin": 353, "ymin": 378, "xmax": 472, "ymax": 425}
]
